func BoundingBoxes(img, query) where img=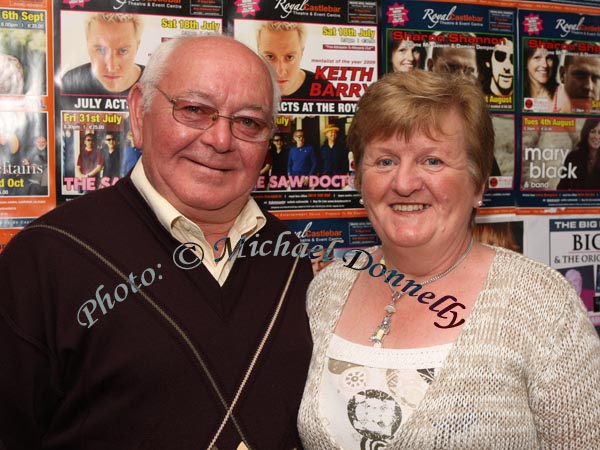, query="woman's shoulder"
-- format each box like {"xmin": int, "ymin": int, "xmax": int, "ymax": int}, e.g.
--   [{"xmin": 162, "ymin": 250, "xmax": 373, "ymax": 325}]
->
[
  {"xmin": 477, "ymin": 246, "xmax": 598, "ymax": 363},
  {"xmin": 487, "ymin": 245, "xmax": 584, "ymax": 313},
  {"xmin": 311, "ymin": 245, "xmax": 380, "ymax": 280},
  {"xmin": 489, "ymin": 245, "xmax": 568, "ymax": 283},
  {"xmin": 306, "ymin": 245, "xmax": 379, "ymax": 312}
]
